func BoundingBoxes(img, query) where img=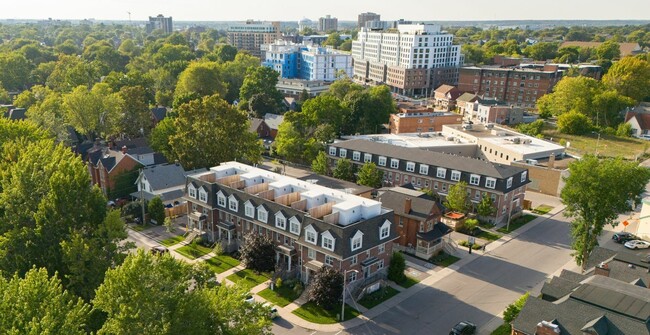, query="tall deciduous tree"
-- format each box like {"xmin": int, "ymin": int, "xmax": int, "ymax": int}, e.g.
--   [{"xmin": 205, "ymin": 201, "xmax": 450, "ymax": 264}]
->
[
  {"xmin": 444, "ymin": 181, "xmax": 470, "ymax": 213},
  {"xmin": 561, "ymin": 155, "xmax": 650, "ymax": 270},
  {"xmin": 309, "ymin": 266, "xmax": 344, "ymax": 310},
  {"xmin": 174, "ymin": 61, "xmax": 227, "ymax": 99},
  {"xmin": 168, "ymin": 94, "xmax": 261, "ymax": 169},
  {"xmin": 238, "ymin": 66, "xmax": 283, "ymax": 117},
  {"xmin": 118, "ymin": 85, "xmax": 152, "ymax": 137},
  {"xmin": 333, "ymin": 158, "xmax": 356, "ymax": 182},
  {"xmin": 150, "ymin": 117, "xmax": 177, "ymax": 162},
  {"xmin": 311, "ymin": 151, "xmax": 330, "ymax": 176},
  {"xmin": 63, "ymin": 83, "xmax": 123, "ymax": 138},
  {"xmin": 357, "ymin": 162, "xmax": 383, "ymax": 188},
  {"xmin": 239, "ymin": 233, "xmax": 276, "ymax": 274},
  {"xmin": 0, "ymin": 268, "xmax": 91, "ymax": 335},
  {"xmin": 476, "ymin": 194, "xmax": 496, "ymax": 218},
  {"xmin": 602, "ymin": 56, "xmax": 650, "ymax": 102},
  {"xmin": 93, "ymin": 250, "xmax": 272, "ymax": 335},
  {"xmin": 536, "ymin": 76, "xmax": 602, "ymax": 117}
]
